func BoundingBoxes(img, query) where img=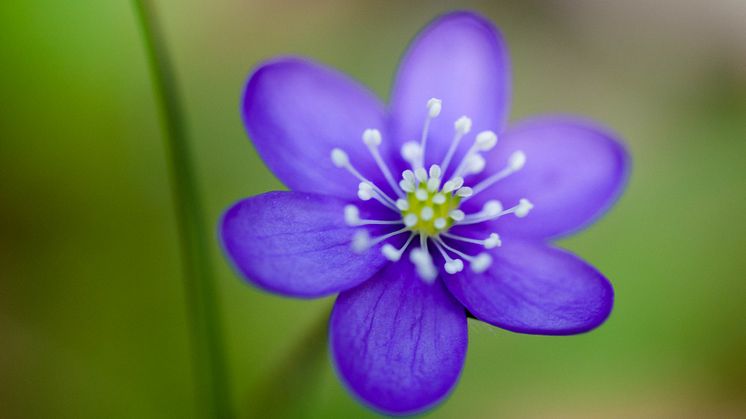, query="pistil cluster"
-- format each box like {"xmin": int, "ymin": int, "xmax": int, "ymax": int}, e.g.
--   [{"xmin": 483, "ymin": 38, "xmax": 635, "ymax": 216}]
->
[{"xmin": 331, "ymin": 98, "xmax": 532, "ymax": 282}]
